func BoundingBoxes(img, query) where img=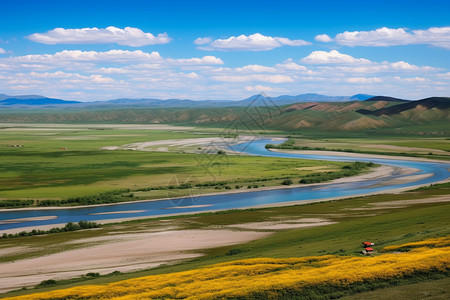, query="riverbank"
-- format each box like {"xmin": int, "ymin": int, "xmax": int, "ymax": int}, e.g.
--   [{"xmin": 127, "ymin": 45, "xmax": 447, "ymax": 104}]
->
[
  {"xmin": 269, "ymin": 148, "xmax": 450, "ymax": 164},
  {"xmin": 0, "ymin": 165, "xmax": 439, "ymax": 235},
  {"xmin": 2, "ymin": 145, "xmax": 449, "ymax": 233},
  {"xmin": 1, "ymin": 182, "xmax": 449, "ymax": 297}
]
